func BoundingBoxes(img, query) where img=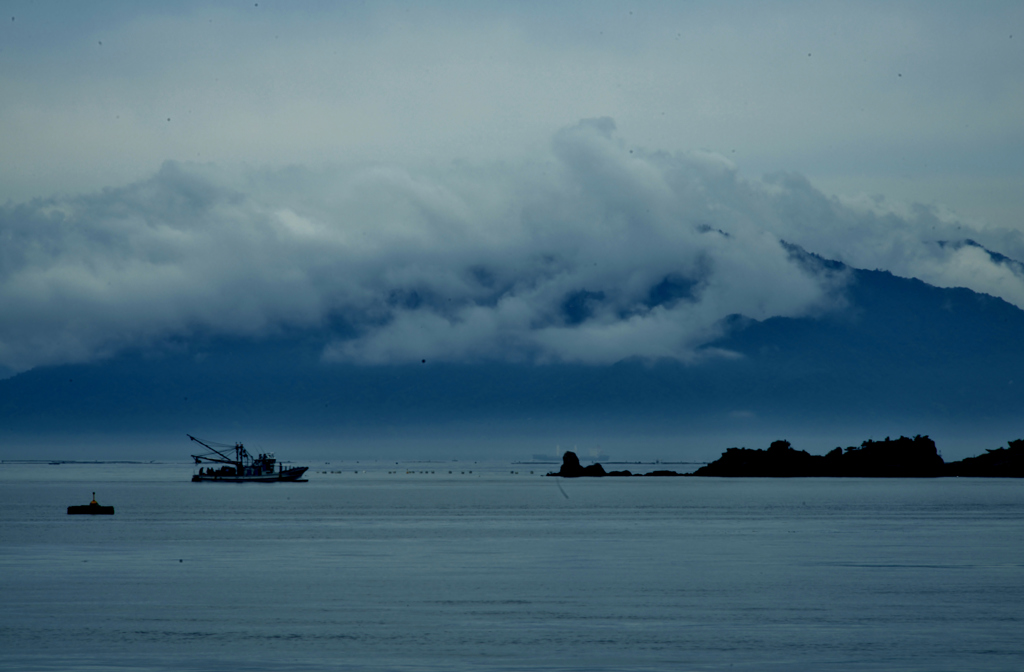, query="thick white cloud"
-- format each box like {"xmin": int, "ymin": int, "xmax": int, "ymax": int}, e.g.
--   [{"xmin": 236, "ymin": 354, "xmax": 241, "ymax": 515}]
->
[
  {"xmin": 748, "ymin": 173, "xmax": 1024, "ymax": 307},
  {"xmin": 1, "ymin": 118, "xmax": 1023, "ymax": 374}
]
